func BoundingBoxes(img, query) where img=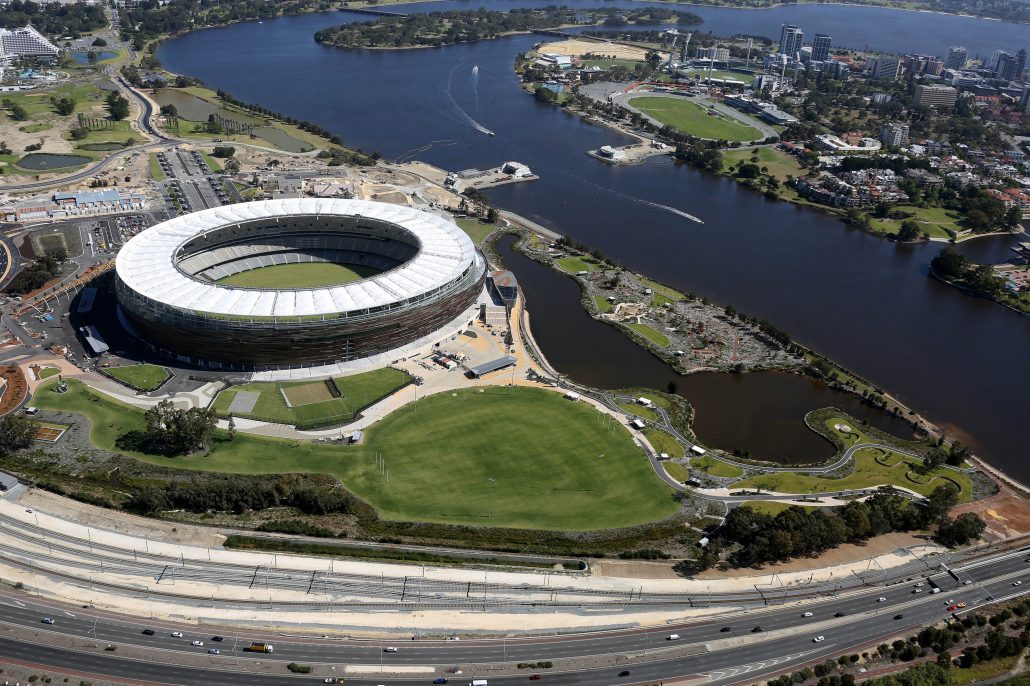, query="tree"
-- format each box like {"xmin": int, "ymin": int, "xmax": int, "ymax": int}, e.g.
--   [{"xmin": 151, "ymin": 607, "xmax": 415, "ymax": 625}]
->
[
  {"xmin": 106, "ymin": 92, "xmax": 130, "ymax": 121},
  {"xmin": 223, "ymin": 157, "xmax": 241, "ymax": 174},
  {"xmin": 486, "ymin": 207, "xmax": 498, "ymax": 224},
  {"xmin": 69, "ymin": 126, "xmax": 89, "ymax": 140},
  {"xmin": 1004, "ymin": 205, "xmax": 1022, "ymax": 229},
  {"xmin": 896, "ymin": 220, "xmax": 920, "ymax": 242},
  {"xmin": 159, "ymin": 103, "xmax": 178, "ymax": 118},
  {"xmin": 211, "ymin": 145, "xmax": 236, "ymax": 158},
  {"xmin": 645, "ymin": 50, "xmax": 663, "ymax": 72},
  {"xmin": 92, "ymin": 37, "xmax": 107, "ymax": 47},
  {"xmin": 54, "ymin": 96, "xmax": 76, "ymax": 116},
  {"xmin": 138, "ymin": 399, "xmax": 217, "ymax": 455},
  {"xmin": 936, "ymin": 513, "xmax": 986, "ymax": 547},
  {"xmin": 930, "ymin": 246, "xmax": 966, "ymax": 279},
  {"xmin": 8, "ymin": 102, "xmax": 27, "ymax": 121},
  {"xmin": 0, "ymin": 414, "xmax": 36, "ymax": 456}
]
